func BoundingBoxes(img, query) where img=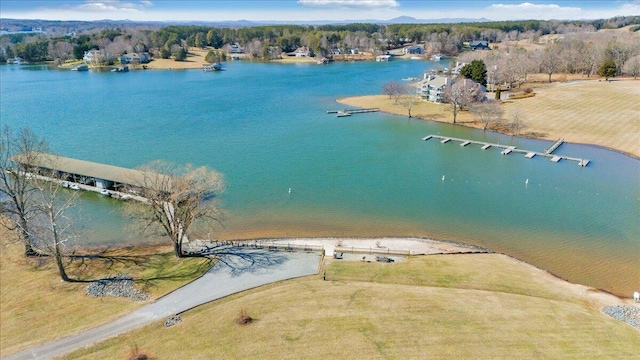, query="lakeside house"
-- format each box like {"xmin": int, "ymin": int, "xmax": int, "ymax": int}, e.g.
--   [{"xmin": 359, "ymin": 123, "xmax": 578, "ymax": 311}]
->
[
  {"xmin": 350, "ymin": 48, "xmax": 359, "ymax": 55},
  {"xmin": 417, "ymin": 74, "xmax": 449, "ymax": 103},
  {"xmin": 82, "ymin": 49, "xmax": 103, "ymax": 63},
  {"xmin": 289, "ymin": 46, "xmax": 312, "ymax": 57},
  {"xmin": 120, "ymin": 52, "xmax": 150, "ymax": 64},
  {"xmin": 403, "ymin": 45, "xmax": 424, "ymax": 55},
  {"xmin": 470, "ymin": 40, "xmax": 491, "ymax": 51},
  {"xmin": 229, "ymin": 43, "xmax": 244, "ymax": 54}
]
